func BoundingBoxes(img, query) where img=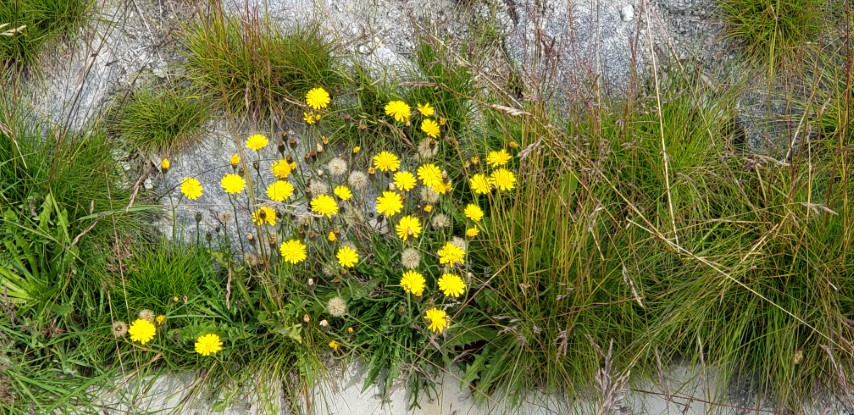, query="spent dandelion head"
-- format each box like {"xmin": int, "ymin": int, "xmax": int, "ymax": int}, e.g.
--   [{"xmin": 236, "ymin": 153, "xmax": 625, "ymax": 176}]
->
[
  {"xmin": 348, "ymin": 171, "xmax": 369, "ymax": 191},
  {"xmin": 327, "ymin": 296, "xmax": 347, "ymax": 317},
  {"xmin": 309, "ymin": 180, "xmax": 329, "ymax": 195},
  {"xmin": 112, "ymin": 321, "xmax": 128, "ymax": 337},
  {"xmin": 401, "ymin": 248, "xmax": 421, "ymax": 269},
  {"xmin": 417, "ymin": 139, "xmax": 438, "ymax": 160},
  {"xmin": 431, "ymin": 214, "xmax": 450, "ymax": 229},
  {"xmin": 420, "ymin": 186, "xmax": 440, "ymax": 203},
  {"xmin": 327, "ymin": 157, "xmax": 348, "ymax": 177}
]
